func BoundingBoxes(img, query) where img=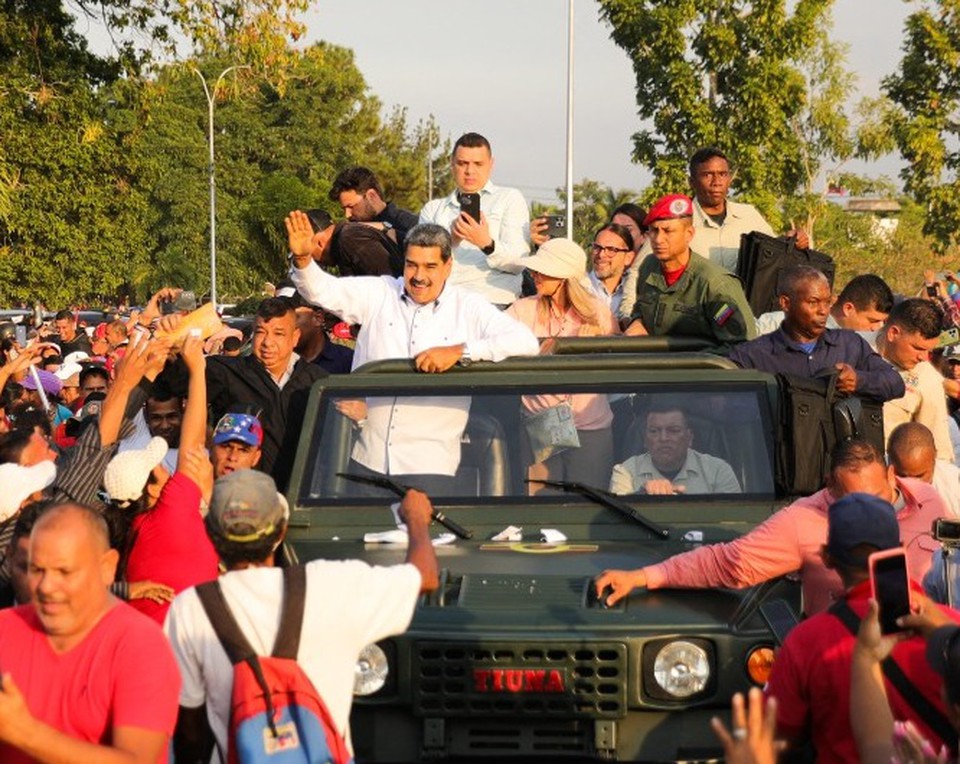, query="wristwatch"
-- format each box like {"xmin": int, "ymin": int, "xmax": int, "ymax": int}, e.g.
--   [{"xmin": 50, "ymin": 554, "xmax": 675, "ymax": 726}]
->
[
  {"xmin": 458, "ymin": 347, "xmax": 473, "ymax": 367},
  {"xmin": 481, "ymin": 240, "xmax": 496, "ymax": 256}
]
